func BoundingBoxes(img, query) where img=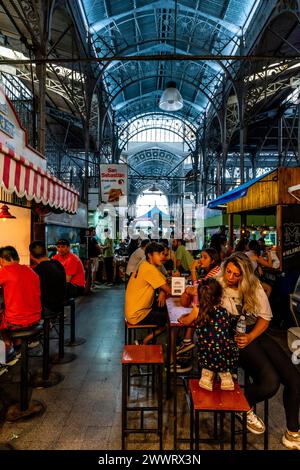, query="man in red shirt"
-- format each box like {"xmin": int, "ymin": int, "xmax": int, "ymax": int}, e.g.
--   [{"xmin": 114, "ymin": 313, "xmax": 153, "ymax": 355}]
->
[
  {"xmin": 0, "ymin": 245, "xmax": 41, "ymax": 348},
  {"xmin": 53, "ymin": 239, "xmax": 85, "ymax": 298}
]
